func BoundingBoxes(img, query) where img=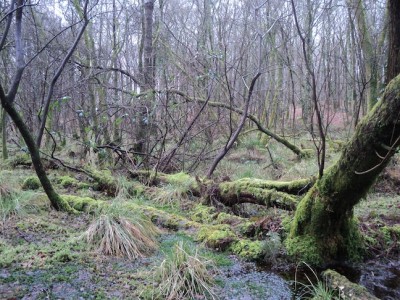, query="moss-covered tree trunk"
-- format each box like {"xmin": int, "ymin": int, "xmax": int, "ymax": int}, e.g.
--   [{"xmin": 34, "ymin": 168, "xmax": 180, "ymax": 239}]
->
[{"xmin": 286, "ymin": 74, "xmax": 400, "ymax": 264}]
